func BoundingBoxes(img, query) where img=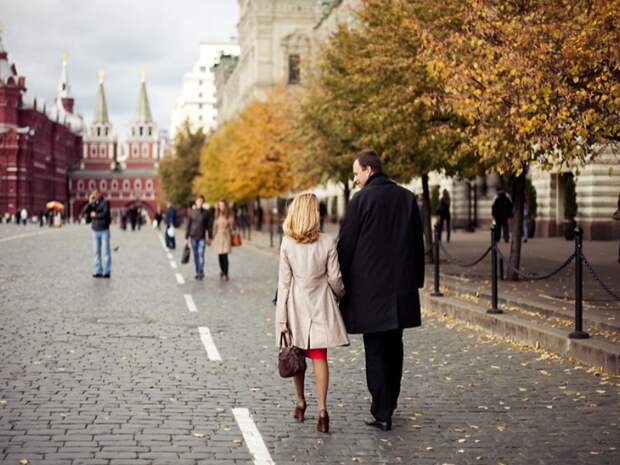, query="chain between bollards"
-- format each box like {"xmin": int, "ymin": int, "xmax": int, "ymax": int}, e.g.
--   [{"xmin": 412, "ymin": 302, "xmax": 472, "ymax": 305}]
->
[
  {"xmin": 487, "ymin": 224, "xmax": 502, "ymax": 314},
  {"xmin": 569, "ymin": 227, "xmax": 589, "ymax": 339},
  {"xmin": 431, "ymin": 223, "xmax": 443, "ymax": 297}
]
